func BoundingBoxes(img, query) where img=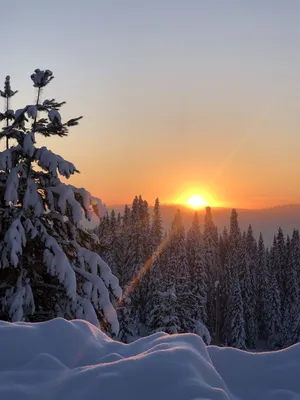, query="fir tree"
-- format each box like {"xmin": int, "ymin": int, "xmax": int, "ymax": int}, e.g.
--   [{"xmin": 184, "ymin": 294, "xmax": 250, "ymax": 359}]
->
[
  {"xmin": 145, "ymin": 198, "xmax": 164, "ymax": 329},
  {"xmin": 186, "ymin": 212, "xmax": 207, "ymax": 325},
  {"xmin": 256, "ymin": 233, "xmax": 268, "ymax": 340},
  {"xmin": 168, "ymin": 210, "xmax": 192, "ymax": 332},
  {"xmin": 241, "ymin": 226, "xmax": 258, "ymax": 348},
  {"xmin": 203, "ymin": 206, "xmax": 219, "ymax": 338},
  {"xmin": 115, "ymin": 204, "xmax": 131, "ymax": 288},
  {"xmin": 0, "ymin": 69, "xmax": 121, "ymax": 333},
  {"xmin": 218, "ymin": 227, "xmax": 229, "ymax": 344},
  {"xmin": 265, "ymin": 248, "xmax": 282, "ymax": 350},
  {"xmin": 282, "ymin": 230, "xmax": 300, "ymax": 346},
  {"xmin": 222, "ymin": 209, "xmax": 245, "ymax": 349},
  {"xmin": 147, "ymin": 229, "xmax": 181, "ymax": 335},
  {"xmin": 150, "ymin": 198, "xmax": 163, "ymax": 253},
  {"xmin": 275, "ymin": 227, "xmax": 286, "ymax": 301}
]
